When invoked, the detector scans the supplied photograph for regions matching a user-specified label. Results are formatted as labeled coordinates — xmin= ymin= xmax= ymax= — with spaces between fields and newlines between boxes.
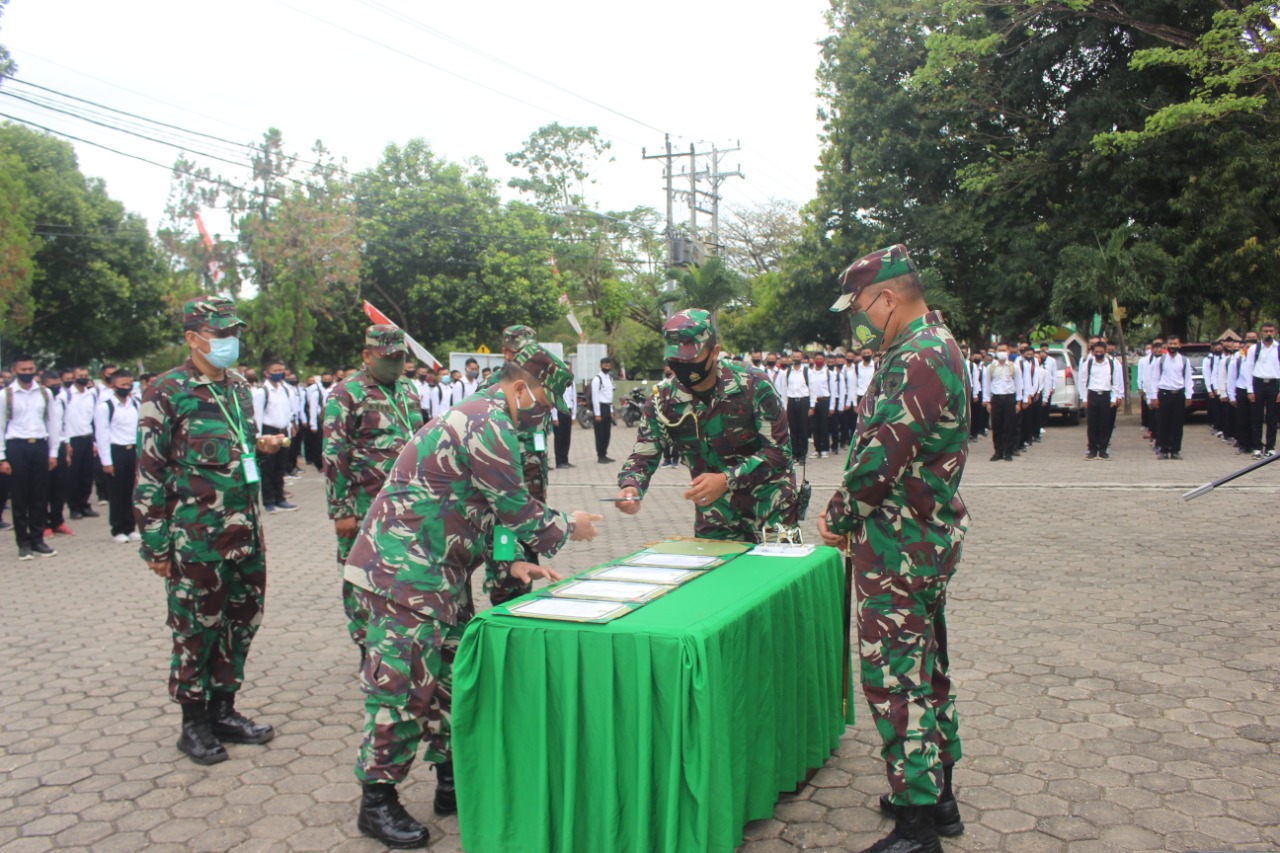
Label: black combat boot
xmin=433 ymin=761 xmax=457 ymax=816
xmin=357 ymin=782 xmax=429 ymax=849
xmin=176 ymin=702 xmax=228 ymax=766
xmin=207 ymin=691 xmax=274 ymax=744
xmin=879 ymin=764 xmax=964 ymax=836
xmin=859 ymin=804 xmax=943 ymax=853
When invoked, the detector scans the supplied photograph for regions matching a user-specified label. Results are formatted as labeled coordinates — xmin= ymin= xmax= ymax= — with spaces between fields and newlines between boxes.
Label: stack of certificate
xmin=504 ymin=539 xmax=747 ymax=623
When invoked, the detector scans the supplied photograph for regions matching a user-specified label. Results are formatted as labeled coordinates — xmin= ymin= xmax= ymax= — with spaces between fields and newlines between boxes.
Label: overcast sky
xmin=1 ymin=0 xmax=831 ymax=239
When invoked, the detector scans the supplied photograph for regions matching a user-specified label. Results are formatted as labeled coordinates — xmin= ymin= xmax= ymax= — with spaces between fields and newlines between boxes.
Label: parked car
xmin=1045 ymin=347 xmax=1083 ymax=424
xmin=1178 ymin=343 xmax=1212 ymax=415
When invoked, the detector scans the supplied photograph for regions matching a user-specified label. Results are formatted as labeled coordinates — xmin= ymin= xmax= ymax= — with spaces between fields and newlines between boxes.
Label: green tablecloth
xmin=453 ymin=547 xmax=851 ymax=853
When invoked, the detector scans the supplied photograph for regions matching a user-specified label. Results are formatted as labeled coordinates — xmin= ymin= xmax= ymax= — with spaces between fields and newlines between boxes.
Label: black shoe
xmin=1100 ymin=450 xmax=1111 ymax=460
xmin=1170 ymin=452 xmax=1182 ymax=460
xmin=858 ymin=804 xmax=943 ymax=853
xmin=989 ymin=453 xmax=1002 ymax=462
xmin=177 ymin=705 xmax=228 ymax=765
xmin=17 ymin=546 xmax=32 ymax=561
xmin=1158 ymin=452 xmax=1170 ymax=460
xmin=1084 ymin=451 xmax=1097 ymax=460
xmin=70 ymin=511 xmax=84 ymax=520
xmin=1004 ymin=454 xmax=1014 ymax=461
xmin=357 ymin=783 xmax=429 ymax=849
xmin=208 ymin=692 xmax=274 ymax=744
xmin=433 ymin=761 xmax=457 ymax=816
xmin=598 ymin=456 xmax=615 ymax=464
xmin=879 ymin=765 xmax=963 ymax=837
xmin=80 ymin=507 xmax=100 ymax=518
xmin=31 ymin=541 xmax=57 ymax=558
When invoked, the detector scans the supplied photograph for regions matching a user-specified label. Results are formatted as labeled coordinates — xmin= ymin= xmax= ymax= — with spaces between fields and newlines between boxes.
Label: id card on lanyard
xmin=208 ymin=384 xmax=259 ymax=486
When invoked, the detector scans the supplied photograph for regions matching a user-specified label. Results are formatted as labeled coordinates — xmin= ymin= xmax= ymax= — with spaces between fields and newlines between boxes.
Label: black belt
xmin=113 ymin=443 xmax=136 ymax=450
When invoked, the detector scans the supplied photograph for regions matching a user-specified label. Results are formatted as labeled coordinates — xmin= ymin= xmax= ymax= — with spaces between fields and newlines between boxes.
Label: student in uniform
xmin=983 ymin=343 xmax=1023 ymax=461
xmin=1037 ymin=344 xmax=1057 ymax=438
xmin=1018 ymin=345 xmax=1045 ymax=449
xmin=0 ymin=355 xmax=61 ymax=559
xmin=41 ymin=371 xmax=74 ymax=538
xmin=783 ymin=350 xmax=811 ymax=463
xmin=95 ymin=369 xmax=141 ymax=542
xmin=1080 ymin=340 xmax=1124 ymax=459
xmin=552 ymin=379 xmax=576 ymax=469
xmin=968 ymin=352 xmax=988 ymax=440
xmin=591 ymin=357 xmax=616 ymax=463
xmin=63 ymin=366 xmax=100 ymax=521
xmin=252 ymin=359 xmax=298 ymax=512
xmin=1242 ymin=322 xmax=1280 ymax=458
xmin=808 ymin=352 xmax=833 ymax=459
xmin=1146 ymin=335 xmax=1194 ymax=460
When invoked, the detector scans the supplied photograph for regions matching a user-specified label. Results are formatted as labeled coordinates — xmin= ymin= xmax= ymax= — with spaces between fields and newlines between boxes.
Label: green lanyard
xmin=207 ymin=383 xmax=250 ymax=450
xmin=381 ymin=383 xmax=414 ymax=436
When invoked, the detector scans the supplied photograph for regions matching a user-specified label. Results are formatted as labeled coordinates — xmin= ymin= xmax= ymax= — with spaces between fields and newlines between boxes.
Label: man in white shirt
xmin=967 ymin=352 xmax=988 ymax=440
xmin=1231 ymin=331 xmax=1259 ymax=454
xmin=807 ymin=352 xmax=834 ymax=458
xmin=982 ymin=343 xmax=1023 ymax=461
xmin=1136 ymin=339 xmax=1162 ymax=440
xmin=283 ymin=371 xmax=305 ymax=477
xmin=454 ymin=358 xmax=482 ymax=405
xmin=0 ymin=354 xmax=61 ymax=559
xmin=1018 ymin=345 xmax=1045 ymax=449
xmin=1216 ymin=340 xmax=1238 ymax=445
xmin=853 ymin=347 xmax=877 ymax=435
xmin=41 ymin=371 xmax=74 ymax=538
xmin=1080 ymin=340 xmax=1124 ymax=459
xmin=63 ymin=366 xmax=100 ymax=521
xmin=95 ymin=369 xmax=141 ymax=542
xmin=1146 ymin=335 xmax=1194 ymax=459
xmin=552 ymin=380 xmax=576 ymax=469
xmin=1037 ymin=344 xmax=1058 ymax=439
xmin=1242 ymin=321 xmax=1280 ymax=457
xmin=591 ymin=357 xmax=616 ymax=463
xmin=252 ymin=360 xmax=298 ymax=512
xmin=783 ymin=350 xmax=811 ymax=463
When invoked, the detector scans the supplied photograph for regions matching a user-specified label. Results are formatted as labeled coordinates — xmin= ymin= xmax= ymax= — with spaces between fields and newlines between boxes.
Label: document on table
xmin=589 ymin=565 xmax=702 ymax=585
xmin=751 ymin=543 xmax=817 ymax=558
xmin=645 ymin=538 xmax=751 ymax=557
xmin=551 ymin=580 xmax=671 ymax=602
xmin=623 ymin=553 xmax=721 ymax=570
xmin=506 ymin=597 xmax=632 ymax=622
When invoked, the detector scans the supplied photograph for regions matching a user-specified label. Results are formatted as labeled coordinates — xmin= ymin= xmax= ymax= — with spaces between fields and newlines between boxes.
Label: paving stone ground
xmin=2 ymin=412 xmax=1278 ymax=852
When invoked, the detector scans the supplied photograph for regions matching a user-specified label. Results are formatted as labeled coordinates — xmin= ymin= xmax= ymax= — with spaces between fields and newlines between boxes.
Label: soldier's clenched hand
xmin=683 ymin=473 xmax=728 ymax=507
xmin=334 ymin=517 xmax=359 ymax=539
xmin=614 ymin=487 xmax=642 ymax=515
xmin=816 ymin=514 xmax=847 ymax=551
xmin=511 ymin=561 xmax=562 ymax=584
xmin=569 ymin=511 xmax=604 ymax=541
xmin=147 ymin=560 xmax=171 ymax=577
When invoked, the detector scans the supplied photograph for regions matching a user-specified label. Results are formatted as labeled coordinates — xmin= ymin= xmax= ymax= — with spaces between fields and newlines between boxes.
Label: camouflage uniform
xmin=824 ymin=246 xmax=968 ymax=808
xmin=618 ymin=309 xmax=798 ymax=542
xmin=482 ymin=325 xmax=549 ymax=605
xmin=134 ymin=298 xmax=266 ymax=706
xmin=342 ymin=346 xmax=575 ymax=783
xmin=322 ymin=326 xmax=424 ymax=651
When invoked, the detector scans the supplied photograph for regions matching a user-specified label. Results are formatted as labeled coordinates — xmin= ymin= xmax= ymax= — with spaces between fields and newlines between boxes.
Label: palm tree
xmin=660 ymin=257 xmax=746 ymax=318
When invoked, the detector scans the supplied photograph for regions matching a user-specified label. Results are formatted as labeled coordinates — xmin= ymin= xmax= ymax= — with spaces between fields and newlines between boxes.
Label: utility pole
xmin=642 ymin=135 xmax=696 ymax=267
xmin=642 ymin=137 xmax=743 ymax=262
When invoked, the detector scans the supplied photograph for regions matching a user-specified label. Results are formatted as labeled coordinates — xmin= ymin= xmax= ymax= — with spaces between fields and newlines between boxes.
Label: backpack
xmin=4 ymin=384 xmax=51 ymax=421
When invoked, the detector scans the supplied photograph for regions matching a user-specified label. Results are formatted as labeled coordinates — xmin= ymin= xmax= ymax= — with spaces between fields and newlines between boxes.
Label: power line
xmin=355 ymin=0 xmax=667 ymax=136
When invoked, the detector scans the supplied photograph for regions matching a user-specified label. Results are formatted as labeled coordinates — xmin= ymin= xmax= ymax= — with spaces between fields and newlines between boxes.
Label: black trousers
xmin=108 ymin=444 xmax=138 ymax=536
xmin=288 ymin=427 xmax=304 ymax=472
xmin=1156 ymin=389 xmax=1186 ymax=454
xmin=787 ymin=398 xmax=809 ymax=462
xmin=303 ymin=424 xmax=324 ymax=471
xmin=1038 ymin=393 xmax=1053 ymax=431
xmin=1251 ymin=378 xmax=1279 ymax=452
xmin=593 ymin=404 xmax=612 ymax=460
xmin=67 ymin=434 xmax=95 ymax=513
xmin=812 ymin=397 xmax=831 ymax=453
xmin=990 ymin=395 xmax=1018 ymax=457
xmin=1234 ymin=391 xmax=1253 ymax=451
xmin=47 ymin=442 xmax=70 ymax=528
xmin=553 ymin=415 xmax=573 ymax=466
xmin=258 ymin=426 xmax=289 ymax=505
xmin=970 ymin=397 xmax=988 ymax=437
xmin=1020 ymin=398 xmax=1039 ymax=445
xmin=1140 ymin=395 xmax=1151 ymax=430
xmin=1086 ymin=391 xmax=1115 ymax=452
xmin=827 ymin=401 xmax=843 ymax=450
xmin=6 ymin=438 xmax=50 ymax=547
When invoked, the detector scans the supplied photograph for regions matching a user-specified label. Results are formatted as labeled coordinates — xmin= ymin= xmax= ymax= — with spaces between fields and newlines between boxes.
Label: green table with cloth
xmin=452 ymin=545 xmax=853 ymax=853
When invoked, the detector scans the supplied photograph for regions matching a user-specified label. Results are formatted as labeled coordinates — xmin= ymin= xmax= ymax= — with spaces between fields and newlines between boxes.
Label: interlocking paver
xmin=3 ymin=414 xmax=1279 ymax=851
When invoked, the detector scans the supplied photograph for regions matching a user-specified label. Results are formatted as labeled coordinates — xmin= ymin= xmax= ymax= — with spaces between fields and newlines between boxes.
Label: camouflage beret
xmin=183 ymin=296 xmax=245 ymax=330
xmin=502 ymin=324 xmax=537 ymax=352
xmin=365 ymin=324 xmax=407 ymax=356
xmin=829 ymin=244 xmax=917 ymax=313
xmin=512 ymin=344 xmax=573 ymax=413
xmin=663 ymin=308 xmax=718 ymax=360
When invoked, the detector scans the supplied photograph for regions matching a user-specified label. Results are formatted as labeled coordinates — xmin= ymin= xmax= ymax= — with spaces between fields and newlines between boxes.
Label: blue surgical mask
xmin=440 ymin=375 xmax=452 ymax=386
xmin=268 ymin=371 xmax=285 ymax=383
xmin=201 ymin=335 xmax=240 ymax=369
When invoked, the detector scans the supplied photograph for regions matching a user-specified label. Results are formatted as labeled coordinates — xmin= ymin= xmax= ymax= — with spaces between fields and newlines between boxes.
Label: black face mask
xmin=75 ymin=377 xmax=90 ymax=387
xmin=667 ymin=351 xmax=716 ymax=391
xmin=1167 ymin=347 xmax=1180 ymax=355
xmin=765 ymin=361 xmax=776 ymax=369
xmin=15 ymin=371 xmax=36 ymax=385
xmin=863 ymin=356 xmax=872 ymax=363
xmin=751 ymin=358 xmax=762 ymax=366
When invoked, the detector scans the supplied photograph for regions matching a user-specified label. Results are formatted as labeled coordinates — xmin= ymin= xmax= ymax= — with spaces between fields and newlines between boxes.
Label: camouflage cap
xmin=183 ymin=296 xmax=245 ymax=330
xmin=829 ymin=244 xmax=917 ymax=313
xmin=502 ymin=324 xmax=537 ymax=352
xmin=663 ymin=308 xmax=718 ymax=360
xmin=512 ymin=344 xmax=573 ymax=413
xmin=365 ymin=324 xmax=407 ymax=356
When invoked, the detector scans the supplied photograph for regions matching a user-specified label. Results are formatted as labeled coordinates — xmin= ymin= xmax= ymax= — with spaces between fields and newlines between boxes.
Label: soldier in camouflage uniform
xmin=134 ymin=297 xmax=284 ymax=766
xmin=817 ymin=245 xmax=969 ymax=853
xmin=341 ymin=344 xmax=604 ymax=849
xmin=479 ymin=325 xmax=548 ymax=605
xmin=613 ymin=309 xmax=798 ymax=541
xmin=322 ymin=325 xmax=424 ymax=660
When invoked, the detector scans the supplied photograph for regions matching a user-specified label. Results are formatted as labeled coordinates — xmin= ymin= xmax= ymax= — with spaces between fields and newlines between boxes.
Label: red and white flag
xmin=362 ymin=300 xmax=441 ymax=370
xmin=550 ymin=256 xmax=584 ymax=339
xmin=194 ymin=211 xmax=223 ymax=284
